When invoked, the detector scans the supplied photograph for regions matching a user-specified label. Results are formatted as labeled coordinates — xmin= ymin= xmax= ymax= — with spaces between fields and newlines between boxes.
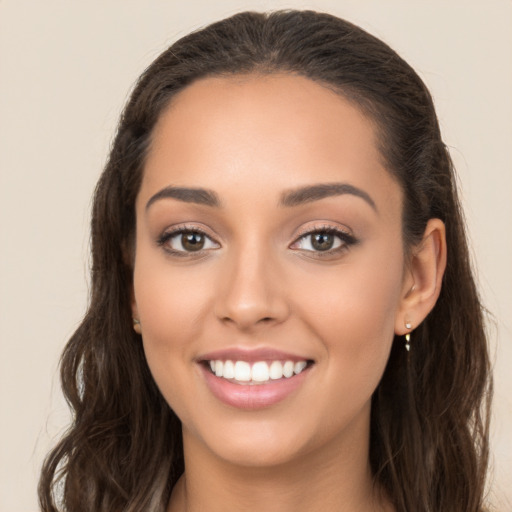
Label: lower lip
xmin=200 ymin=365 xmax=311 ymax=410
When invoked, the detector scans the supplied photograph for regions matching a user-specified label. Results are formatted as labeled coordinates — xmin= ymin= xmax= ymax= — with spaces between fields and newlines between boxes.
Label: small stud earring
xmin=133 ymin=318 xmax=141 ymax=334
xmin=405 ymin=322 xmax=412 ymax=351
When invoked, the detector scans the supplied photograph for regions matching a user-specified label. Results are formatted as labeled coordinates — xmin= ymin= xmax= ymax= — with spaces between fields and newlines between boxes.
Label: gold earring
xmin=133 ymin=318 xmax=141 ymax=334
xmin=405 ymin=322 xmax=412 ymax=351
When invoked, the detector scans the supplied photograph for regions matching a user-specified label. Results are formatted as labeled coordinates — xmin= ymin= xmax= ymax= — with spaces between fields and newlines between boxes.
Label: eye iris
xmin=312 ymin=232 xmax=334 ymax=251
xmin=182 ymin=232 xmax=205 ymax=251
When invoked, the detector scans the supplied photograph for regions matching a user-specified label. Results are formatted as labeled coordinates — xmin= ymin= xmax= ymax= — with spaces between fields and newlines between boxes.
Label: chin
xmin=211 ymin=435 xmax=310 ymax=469
xmin=184 ymin=409 xmax=353 ymax=471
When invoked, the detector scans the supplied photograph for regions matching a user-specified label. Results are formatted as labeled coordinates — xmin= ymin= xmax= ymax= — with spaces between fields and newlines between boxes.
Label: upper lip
xmin=198 ymin=347 xmax=313 ymax=363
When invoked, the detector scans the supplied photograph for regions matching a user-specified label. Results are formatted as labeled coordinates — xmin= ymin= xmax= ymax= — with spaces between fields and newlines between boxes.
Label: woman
xmin=39 ymin=10 xmax=492 ymax=512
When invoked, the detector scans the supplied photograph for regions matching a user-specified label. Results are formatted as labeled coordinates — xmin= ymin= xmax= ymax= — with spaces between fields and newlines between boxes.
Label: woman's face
xmin=132 ymin=74 xmax=409 ymax=467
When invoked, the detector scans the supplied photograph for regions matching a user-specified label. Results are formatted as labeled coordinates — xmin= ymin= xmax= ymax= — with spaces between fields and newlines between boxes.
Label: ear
xmin=131 ymin=287 xmax=142 ymax=335
xmin=395 ymin=218 xmax=447 ymax=335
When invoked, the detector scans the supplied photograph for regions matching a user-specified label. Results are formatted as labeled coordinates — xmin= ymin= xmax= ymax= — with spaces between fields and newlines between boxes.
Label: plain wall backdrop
xmin=1 ymin=1 xmax=510 ymax=510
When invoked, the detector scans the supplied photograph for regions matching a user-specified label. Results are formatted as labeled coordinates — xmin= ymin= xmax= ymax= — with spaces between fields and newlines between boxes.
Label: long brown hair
xmin=39 ymin=10 xmax=492 ymax=511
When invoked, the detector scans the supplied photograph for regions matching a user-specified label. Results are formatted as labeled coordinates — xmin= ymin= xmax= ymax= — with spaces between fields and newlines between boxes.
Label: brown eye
xmin=291 ymin=227 xmax=357 ymax=255
xmin=181 ymin=232 xmax=205 ymax=251
xmin=159 ymin=229 xmax=220 ymax=254
xmin=311 ymin=232 xmax=334 ymax=251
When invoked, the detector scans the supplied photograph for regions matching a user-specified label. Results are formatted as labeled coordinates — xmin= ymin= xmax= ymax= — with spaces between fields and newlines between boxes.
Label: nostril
xmin=214 ymin=290 xmax=290 ymax=329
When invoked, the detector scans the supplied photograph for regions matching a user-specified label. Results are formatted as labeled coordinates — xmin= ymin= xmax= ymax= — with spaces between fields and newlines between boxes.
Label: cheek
xmin=294 ymin=248 xmax=404 ymax=393
xmin=133 ymin=269 xmax=212 ymax=429
xmin=132 ymin=251 xmax=216 ymax=399
xmin=134 ymin=250 xmax=214 ymax=338
xmin=299 ymin=253 xmax=402 ymax=330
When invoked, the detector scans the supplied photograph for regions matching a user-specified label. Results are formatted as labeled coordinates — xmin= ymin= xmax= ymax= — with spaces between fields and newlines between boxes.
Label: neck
xmin=167 ymin=407 xmax=393 ymax=512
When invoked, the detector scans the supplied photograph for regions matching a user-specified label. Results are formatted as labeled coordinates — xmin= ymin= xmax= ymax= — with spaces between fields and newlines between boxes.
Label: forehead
xmin=140 ymin=73 xmax=401 ymax=217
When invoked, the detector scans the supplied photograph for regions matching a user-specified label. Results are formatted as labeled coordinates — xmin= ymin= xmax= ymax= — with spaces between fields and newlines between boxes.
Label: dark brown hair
xmin=39 ymin=10 xmax=492 ymax=512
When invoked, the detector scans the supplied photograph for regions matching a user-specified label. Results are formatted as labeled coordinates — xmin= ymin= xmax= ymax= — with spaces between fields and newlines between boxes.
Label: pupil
xmin=312 ymin=233 xmax=334 ymax=251
xmin=182 ymin=233 xmax=205 ymax=251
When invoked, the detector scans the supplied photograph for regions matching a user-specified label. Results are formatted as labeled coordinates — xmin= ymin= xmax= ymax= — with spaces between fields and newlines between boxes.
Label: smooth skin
xmin=131 ymin=74 xmax=446 ymax=512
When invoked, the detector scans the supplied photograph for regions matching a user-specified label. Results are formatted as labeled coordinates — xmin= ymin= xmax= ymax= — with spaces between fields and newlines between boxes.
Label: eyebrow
xmin=146 ymin=186 xmax=221 ymax=210
xmin=279 ymin=182 xmax=377 ymax=212
xmin=145 ymin=182 xmax=377 ymax=212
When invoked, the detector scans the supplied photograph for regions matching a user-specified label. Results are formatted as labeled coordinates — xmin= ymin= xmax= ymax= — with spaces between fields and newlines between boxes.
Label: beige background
xmin=0 ymin=1 xmax=510 ymax=510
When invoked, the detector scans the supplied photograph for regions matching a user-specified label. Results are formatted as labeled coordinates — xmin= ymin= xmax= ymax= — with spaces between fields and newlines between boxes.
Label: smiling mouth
xmin=203 ymin=359 xmax=314 ymax=385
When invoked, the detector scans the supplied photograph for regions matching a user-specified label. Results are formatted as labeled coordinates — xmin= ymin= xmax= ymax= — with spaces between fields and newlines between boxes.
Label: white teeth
xmin=269 ymin=360 xmax=283 ymax=380
xmin=234 ymin=361 xmax=251 ymax=381
xmin=251 ymin=361 xmax=270 ymax=382
xmin=223 ymin=360 xmax=235 ymax=379
xmin=208 ymin=359 xmax=309 ymax=383
xmin=294 ymin=361 xmax=307 ymax=374
xmin=283 ymin=361 xmax=294 ymax=378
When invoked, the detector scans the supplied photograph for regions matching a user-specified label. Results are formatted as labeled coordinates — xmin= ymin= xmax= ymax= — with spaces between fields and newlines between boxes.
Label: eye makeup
xmin=290 ymin=223 xmax=359 ymax=260
xmin=156 ymin=221 xmax=359 ymax=260
xmin=157 ymin=224 xmax=220 ymax=257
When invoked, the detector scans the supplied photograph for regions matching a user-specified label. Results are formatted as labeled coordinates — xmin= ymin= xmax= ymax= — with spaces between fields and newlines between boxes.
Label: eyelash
xmin=157 ymin=225 xmax=219 ymax=258
xmin=291 ymin=225 xmax=358 ymax=258
xmin=156 ymin=224 xmax=358 ymax=258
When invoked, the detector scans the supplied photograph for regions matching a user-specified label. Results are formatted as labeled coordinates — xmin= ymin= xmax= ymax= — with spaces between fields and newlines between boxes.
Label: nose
xmin=214 ymin=245 xmax=290 ymax=331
